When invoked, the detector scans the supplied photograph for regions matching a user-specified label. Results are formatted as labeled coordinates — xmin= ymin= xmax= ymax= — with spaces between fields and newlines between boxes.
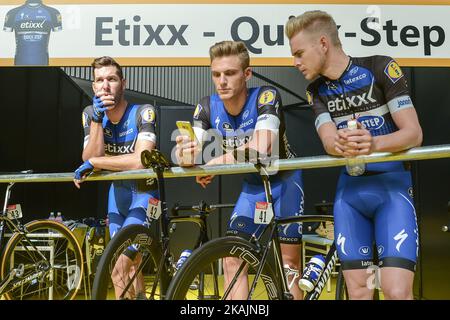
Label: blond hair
xmin=285 ymin=10 xmax=341 ymax=47
xmin=209 ymin=41 xmax=250 ymax=70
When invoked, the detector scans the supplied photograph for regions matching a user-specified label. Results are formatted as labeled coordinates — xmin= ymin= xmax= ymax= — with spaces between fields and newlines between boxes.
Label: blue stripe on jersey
xmin=103 ymin=104 xmax=138 ymax=145
xmin=318 ymin=66 xmax=374 ymax=97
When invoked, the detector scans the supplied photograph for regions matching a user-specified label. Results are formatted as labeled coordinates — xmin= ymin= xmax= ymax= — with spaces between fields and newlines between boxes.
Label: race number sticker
xmin=7 ymin=204 xmax=23 ymax=219
xmin=146 ymin=198 xmax=162 ymax=220
xmin=254 ymin=202 xmax=274 ymax=225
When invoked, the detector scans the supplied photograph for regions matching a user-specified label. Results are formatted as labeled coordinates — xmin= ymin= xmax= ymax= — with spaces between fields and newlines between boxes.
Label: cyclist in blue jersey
xmin=3 ymin=0 xmax=62 ymax=66
xmin=175 ymin=41 xmax=304 ymax=300
xmin=73 ymin=56 xmax=158 ymax=300
xmin=286 ymin=11 xmax=423 ymax=299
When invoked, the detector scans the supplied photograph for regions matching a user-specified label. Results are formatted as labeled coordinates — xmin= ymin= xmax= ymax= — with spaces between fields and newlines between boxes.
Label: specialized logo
xmin=258 ymin=89 xmax=276 ymax=106
xmin=384 ymin=60 xmax=404 ymax=84
xmin=142 ymin=108 xmax=155 ymax=124
xmin=359 ymin=246 xmax=371 ymax=256
xmin=193 ymin=104 xmax=202 ymax=120
xmin=306 ymin=90 xmax=313 ymax=105
xmin=394 ymin=229 xmax=408 ymax=252
xmin=337 ymin=233 xmax=347 ymax=256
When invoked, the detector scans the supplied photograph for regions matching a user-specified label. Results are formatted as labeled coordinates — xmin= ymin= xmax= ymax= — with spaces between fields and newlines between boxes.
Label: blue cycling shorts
xmin=334 ymin=170 xmax=419 ymax=272
xmin=107 ymin=180 xmax=159 ymax=239
xmin=226 ymin=170 xmax=304 ymax=244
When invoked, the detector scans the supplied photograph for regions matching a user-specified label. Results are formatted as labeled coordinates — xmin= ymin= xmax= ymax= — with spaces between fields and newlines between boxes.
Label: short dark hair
xmin=91 ymin=56 xmax=124 ymax=79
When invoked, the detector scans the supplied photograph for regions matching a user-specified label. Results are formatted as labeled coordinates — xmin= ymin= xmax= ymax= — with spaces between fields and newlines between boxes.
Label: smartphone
xmin=176 ymin=121 xmax=198 ymax=143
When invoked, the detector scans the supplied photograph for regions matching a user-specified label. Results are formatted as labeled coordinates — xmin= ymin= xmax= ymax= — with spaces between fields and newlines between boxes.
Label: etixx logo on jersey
xmin=258 ymin=89 xmax=276 ymax=107
xmin=384 ymin=60 xmax=404 ymax=84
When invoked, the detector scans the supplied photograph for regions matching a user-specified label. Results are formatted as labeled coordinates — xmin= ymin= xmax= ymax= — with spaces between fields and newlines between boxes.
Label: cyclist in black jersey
xmin=73 ymin=56 xmax=158 ymax=299
xmin=286 ymin=11 xmax=422 ymax=300
xmin=175 ymin=41 xmax=304 ymax=300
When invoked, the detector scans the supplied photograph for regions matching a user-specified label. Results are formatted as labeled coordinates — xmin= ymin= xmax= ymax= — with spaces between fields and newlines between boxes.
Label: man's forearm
xmin=82 ymin=123 xmax=105 ymax=161
xmin=90 ymin=153 xmax=143 ymax=171
xmin=372 ymin=128 xmax=422 ymax=153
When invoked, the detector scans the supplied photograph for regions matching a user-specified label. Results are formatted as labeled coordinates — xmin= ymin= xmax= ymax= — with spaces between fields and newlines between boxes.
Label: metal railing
xmin=0 ymin=144 xmax=449 ymax=184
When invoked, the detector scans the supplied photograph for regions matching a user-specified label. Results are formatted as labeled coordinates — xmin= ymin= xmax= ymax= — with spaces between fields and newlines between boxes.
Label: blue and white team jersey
xmin=3 ymin=1 xmax=62 ymax=65
xmin=82 ymin=103 xmax=158 ymax=238
xmin=307 ymin=56 xmax=419 ymax=271
xmin=193 ymin=86 xmax=304 ymax=243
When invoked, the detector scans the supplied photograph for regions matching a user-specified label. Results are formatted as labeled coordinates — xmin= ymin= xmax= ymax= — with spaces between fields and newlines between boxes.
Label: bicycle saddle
xmin=141 ymin=149 xmax=171 ymax=170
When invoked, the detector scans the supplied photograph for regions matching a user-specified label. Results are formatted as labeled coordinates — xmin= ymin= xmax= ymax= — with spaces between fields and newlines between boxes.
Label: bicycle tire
xmin=166 ymin=236 xmax=284 ymax=300
xmin=0 ymin=220 xmax=84 ymax=300
xmin=335 ymin=268 xmax=349 ymax=300
xmin=91 ymin=224 xmax=170 ymax=300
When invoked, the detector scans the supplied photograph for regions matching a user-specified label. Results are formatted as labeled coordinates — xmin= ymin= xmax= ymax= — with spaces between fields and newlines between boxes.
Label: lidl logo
xmin=384 ymin=60 xmax=404 ymax=83
xmin=258 ymin=89 xmax=276 ymax=106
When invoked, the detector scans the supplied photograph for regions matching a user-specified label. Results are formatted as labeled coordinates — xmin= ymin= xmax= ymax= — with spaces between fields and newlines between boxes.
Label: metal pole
xmin=0 ymin=144 xmax=449 ymax=184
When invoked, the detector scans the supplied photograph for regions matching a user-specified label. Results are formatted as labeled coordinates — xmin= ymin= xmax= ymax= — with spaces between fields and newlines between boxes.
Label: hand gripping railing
xmin=0 ymin=144 xmax=450 ymax=183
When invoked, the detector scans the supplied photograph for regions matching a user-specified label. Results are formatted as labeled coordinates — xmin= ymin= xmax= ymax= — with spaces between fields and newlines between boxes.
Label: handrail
xmin=0 ymin=144 xmax=449 ymax=184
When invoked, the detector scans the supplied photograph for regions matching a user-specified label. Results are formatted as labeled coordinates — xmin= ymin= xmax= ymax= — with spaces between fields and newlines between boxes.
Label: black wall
xmin=1 ymin=67 xmax=449 ymax=299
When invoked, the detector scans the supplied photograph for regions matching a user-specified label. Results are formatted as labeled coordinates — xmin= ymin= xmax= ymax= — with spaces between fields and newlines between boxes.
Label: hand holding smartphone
xmin=176 ymin=121 xmax=198 ymax=143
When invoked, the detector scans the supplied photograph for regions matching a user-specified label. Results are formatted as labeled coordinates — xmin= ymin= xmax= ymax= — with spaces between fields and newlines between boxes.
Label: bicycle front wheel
xmin=91 ymin=224 xmax=169 ymax=300
xmin=0 ymin=220 xmax=84 ymax=300
xmin=166 ymin=236 xmax=283 ymax=300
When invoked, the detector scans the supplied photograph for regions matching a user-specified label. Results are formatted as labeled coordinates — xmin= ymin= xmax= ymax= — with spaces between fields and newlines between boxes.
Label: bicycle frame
xmin=220 ymin=162 xmax=337 ymax=300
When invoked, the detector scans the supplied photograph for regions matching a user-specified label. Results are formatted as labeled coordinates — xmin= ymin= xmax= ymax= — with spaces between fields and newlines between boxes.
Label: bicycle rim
xmin=166 ymin=236 xmax=283 ymax=300
xmin=0 ymin=220 xmax=84 ymax=300
xmin=91 ymin=224 xmax=169 ymax=300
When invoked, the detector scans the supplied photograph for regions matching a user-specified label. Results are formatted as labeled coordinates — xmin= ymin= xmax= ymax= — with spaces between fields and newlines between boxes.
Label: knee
xmin=382 ymin=286 xmax=413 ymax=300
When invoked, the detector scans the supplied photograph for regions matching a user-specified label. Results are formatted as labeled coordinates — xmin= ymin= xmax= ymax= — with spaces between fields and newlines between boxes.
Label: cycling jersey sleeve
xmin=192 ymin=96 xmax=211 ymax=143
xmin=50 ymin=7 xmax=62 ymax=32
xmin=307 ymin=81 xmax=333 ymax=131
xmin=374 ymin=56 xmax=414 ymax=114
xmin=82 ymin=105 xmax=94 ymax=149
xmin=136 ymin=104 xmax=157 ymax=143
xmin=3 ymin=8 xmax=17 ymax=32
xmin=255 ymin=86 xmax=282 ymax=132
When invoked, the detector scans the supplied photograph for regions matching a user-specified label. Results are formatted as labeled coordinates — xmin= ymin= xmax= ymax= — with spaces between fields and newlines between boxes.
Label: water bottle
xmin=55 ymin=212 xmax=63 ymax=223
xmin=175 ymin=249 xmax=192 ymax=272
xmin=345 ymin=119 xmax=366 ymax=176
xmin=48 ymin=212 xmax=55 ymax=221
xmin=298 ymin=255 xmax=326 ymax=292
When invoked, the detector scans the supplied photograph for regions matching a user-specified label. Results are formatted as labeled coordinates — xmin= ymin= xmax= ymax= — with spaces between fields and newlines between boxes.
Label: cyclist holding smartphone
xmin=175 ymin=41 xmax=305 ymax=299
